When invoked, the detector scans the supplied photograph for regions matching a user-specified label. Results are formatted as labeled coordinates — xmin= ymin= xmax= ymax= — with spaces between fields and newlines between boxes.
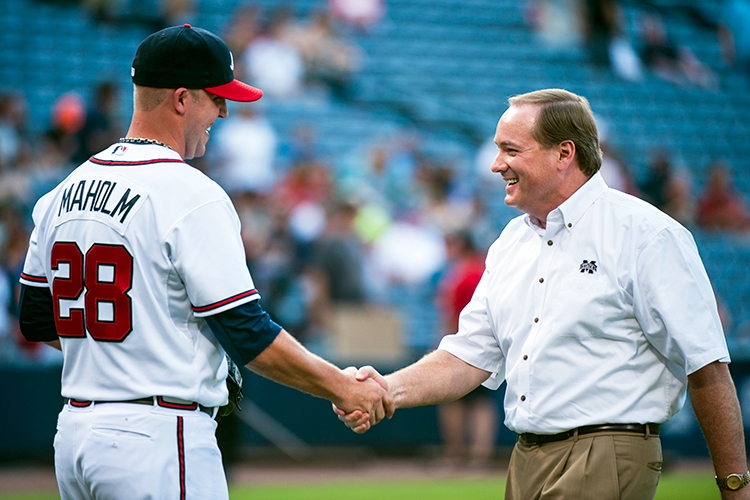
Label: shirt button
xmin=520 ymin=395 xmax=526 ymax=401
xmin=539 ymin=277 xmax=544 ymax=283
xmin=547 ymin=240 xmax=553 ymax=246
xmin=534 ymin=317 xmax=539 ymax=323
xmin=567 ymin=223 xmax=572 ymax=228
xmin=523 ymin=354 xmax=528 ymax=360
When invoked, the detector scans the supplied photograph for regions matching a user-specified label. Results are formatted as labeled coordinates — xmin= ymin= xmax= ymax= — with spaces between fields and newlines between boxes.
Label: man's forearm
xmin=688 ymin=361 xmax=748 ymax=480
xmin=248 ymin=329 xmax=391 ymax=419
xmin=249 ymin=330 xmax=348 ymax=405
xmin=386 ymin=349 xmax=491 ymax=410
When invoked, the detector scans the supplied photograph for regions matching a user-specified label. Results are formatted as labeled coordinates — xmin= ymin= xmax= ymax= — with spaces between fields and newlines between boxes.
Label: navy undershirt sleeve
xmin=18 ymin=284 xmax=59 ymax=342
xmin=204 ymin=300 xmax=282 ymax=366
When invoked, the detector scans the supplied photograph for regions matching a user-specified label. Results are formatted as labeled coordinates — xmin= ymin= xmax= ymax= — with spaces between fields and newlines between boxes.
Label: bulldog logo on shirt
xmin=579 ymin=260 xmax=597 ymax=274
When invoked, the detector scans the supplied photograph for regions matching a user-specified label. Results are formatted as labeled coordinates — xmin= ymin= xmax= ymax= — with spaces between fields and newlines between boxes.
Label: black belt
xmin=65 ymin=396 xmax=216 ymax=417
xmin=518 ymin=423 xmax=660 ymax=446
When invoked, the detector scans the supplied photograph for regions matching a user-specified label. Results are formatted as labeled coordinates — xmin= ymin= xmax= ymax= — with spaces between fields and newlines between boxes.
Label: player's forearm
xmin=248 ymin=329 xmax=352 ymax=408
xmin=386 ymin=350 xmax=490 ymax=409
xmin=688 ymin=362 xmax=748 ymax=479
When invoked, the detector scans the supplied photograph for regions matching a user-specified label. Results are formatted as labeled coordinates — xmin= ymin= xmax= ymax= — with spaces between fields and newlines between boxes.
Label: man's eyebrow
xmin=498 ymin=141 xmax=521 ymax=149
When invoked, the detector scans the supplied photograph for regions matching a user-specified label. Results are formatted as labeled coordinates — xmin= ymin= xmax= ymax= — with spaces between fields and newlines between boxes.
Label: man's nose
xmin=490 ymin=152 xmax=506 ymax=173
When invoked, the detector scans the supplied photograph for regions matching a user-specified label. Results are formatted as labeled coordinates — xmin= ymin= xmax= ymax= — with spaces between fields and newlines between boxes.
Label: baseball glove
xmin=218 ymin=355 xmax=244 ymax=419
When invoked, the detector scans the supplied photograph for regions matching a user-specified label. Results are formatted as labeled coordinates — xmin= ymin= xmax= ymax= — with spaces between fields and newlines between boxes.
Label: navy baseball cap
xmin=131 ymin=24 xmax=263 ymax=102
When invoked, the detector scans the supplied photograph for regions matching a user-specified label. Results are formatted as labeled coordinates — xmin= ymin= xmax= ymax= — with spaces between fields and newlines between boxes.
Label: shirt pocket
xmin=550 ymin=273 xmax=609 ymax=338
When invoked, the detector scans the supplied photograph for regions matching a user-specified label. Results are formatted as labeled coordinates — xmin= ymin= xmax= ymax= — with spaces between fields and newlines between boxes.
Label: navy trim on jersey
xmin=89 ymin=157 xmax=186 ymax=166
xmin=18 ymin=285 xmax=59 ymax=342
xmin=193 ymin=289 xmax=258 ymax=314
xmin=204 ymin=300 xmax=282 ymax=366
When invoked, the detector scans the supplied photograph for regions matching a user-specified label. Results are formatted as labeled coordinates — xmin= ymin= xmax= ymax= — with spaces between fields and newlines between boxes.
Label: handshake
xmin=334 ymin=365 xmax=393 ymax=434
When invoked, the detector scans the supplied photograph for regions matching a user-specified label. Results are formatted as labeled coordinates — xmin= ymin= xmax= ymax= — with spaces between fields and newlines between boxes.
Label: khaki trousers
xmin=505 ymin=432 xmax=662 ymax=500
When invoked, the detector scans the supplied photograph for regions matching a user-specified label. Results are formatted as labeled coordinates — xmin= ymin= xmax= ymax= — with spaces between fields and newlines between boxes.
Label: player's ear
xmin=173 ymin=88 xmax=191 ymax=115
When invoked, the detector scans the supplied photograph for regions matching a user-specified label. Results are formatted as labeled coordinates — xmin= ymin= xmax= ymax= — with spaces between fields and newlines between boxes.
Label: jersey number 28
xmin=51 ymin=242 xmax=134 ymax=342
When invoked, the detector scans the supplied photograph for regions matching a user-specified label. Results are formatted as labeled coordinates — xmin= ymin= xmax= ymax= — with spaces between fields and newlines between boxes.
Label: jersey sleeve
xmin=19 ymin=226 xmax=49 ymax=288
xmin=18 ymin=285 xmax=58 ymax=342
xmin=203 ymin=300 xmax=282 ymax=365
xmin=167 ymin=199 xmax=259 ymax=316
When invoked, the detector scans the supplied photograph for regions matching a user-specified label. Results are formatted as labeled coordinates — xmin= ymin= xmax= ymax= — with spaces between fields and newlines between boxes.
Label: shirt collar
xmin=524 ymin=172 xmax=609 ymax=232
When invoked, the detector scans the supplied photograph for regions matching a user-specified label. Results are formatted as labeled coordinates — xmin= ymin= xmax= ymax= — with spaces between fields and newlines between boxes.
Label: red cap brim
xmin=205 ymin=79 xmax=263 ymax=102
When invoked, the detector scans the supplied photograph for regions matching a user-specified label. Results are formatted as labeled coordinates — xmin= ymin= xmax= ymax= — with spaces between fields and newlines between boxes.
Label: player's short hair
xmin=133 ymin=85 xmax=172 ymax=111
xmin=133 ymin=86 xmax=204 ymax=111
xmin=509 ymin=89 xmax=602 ymax=176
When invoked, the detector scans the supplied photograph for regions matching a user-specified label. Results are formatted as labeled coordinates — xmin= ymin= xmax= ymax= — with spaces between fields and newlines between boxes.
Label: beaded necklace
xmin=118 ymin=137 xmax=174 ymax=150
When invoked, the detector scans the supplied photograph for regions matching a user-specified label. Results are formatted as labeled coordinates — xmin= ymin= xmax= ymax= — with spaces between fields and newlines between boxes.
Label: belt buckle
xmin=519 ymin=433 xmax=541 ymax=446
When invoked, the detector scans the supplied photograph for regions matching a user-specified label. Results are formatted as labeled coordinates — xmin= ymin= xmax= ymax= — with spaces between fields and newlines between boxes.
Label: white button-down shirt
xmin=439 ymin=172 xmax=729 ymax=434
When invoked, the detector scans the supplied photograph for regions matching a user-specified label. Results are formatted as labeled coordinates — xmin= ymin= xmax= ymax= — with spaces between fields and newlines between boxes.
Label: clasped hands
xmin=335 ymin=366 xmax=391 ymax=434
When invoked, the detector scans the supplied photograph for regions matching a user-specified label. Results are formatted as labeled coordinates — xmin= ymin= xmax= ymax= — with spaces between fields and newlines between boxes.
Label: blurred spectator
xmin=46 ymin=92 xmax=86 ymax=165
xmin=0 ymin=259 xmax=14 ymax=363
xmin=597 ymin=117 xmax=639 ymax=195
xmin=369 ymin=130 xmax=424 ymax=216
xmin=235 ymin=194 xmax=310 ymax=342
xmin=283 ymin=9 xmax=363 ymax=99
xmin=525 ymin=0 xmax=586 ymax=50
xmin=473 ymin=135 xmax=504 ymax=188
xmin=81 ymin=0 xmax=119 ymax=23
xmin=284 ymin=123 xmax=322 ymax=168
xmin=211 ymin=103 xmax=278 ymax=196
xmin=584 ymin=0 xmax=618 ymax=67
xmin=73 ymin=81 xmax=122 ymax=164
xmin=288 ymin=198 xmax=370 ymax=348
xmin=0 ymin=134 xmax=73 ymax=215
xmin=369 ymin=217 xmax=446 ymax=286
xmin=241 ymin=7 xmax=305 ymax=98
xmin=636 ymin=149 xmax=696 ymax=226
xmin=718 ymin=0 xmax=750 ymax=77
xmin=661 ymin=174 xmax=696 ymax=227
xmin=0 ymin=92 xmax=32 ymax=172
xmin=434 ymin=229 xmax=497 ymax=468
xmin=0 ymin=201 xmax=60 ymax=364
xmin=329 ymin=0 xmax=385 ymax=33
xmin=600 ymin=147 xmax=638 ymax=194
xmin=160 ymin=0 xmax=195 ymax=26
xmin=223 ymin=4 xmax=263 ymax=56
xmin=638 ymin=149 xmax=675 ymax=210
xmin=418 ymin=163 xmax=475 ymax=235
xmin=306 ymin=199 xmax=368 ymax=307
xmin=695 ymin=161 xmax=750 ymax=232
xmin=274 ymin=157 xmax=334 ymax=212
xmin=639 ymin=11 xmax=718 ymax=89
xmin=582 ymin=0 xmax=642 ymax=81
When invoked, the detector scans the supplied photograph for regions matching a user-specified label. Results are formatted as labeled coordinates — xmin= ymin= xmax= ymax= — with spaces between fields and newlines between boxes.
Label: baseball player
xmin=18 ymin=24 xmax=391 ymax=500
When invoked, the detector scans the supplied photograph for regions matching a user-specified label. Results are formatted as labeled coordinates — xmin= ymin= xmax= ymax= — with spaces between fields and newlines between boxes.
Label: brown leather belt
xmin=65 ymin=396 xmax=215 ymax=417
xmin=518 ymin=423 xmax=660 ymax=446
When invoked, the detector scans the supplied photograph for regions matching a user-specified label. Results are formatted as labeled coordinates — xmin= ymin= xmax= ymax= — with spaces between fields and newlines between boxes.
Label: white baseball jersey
xmin=20 ymin=143 xmax=259 ymax=407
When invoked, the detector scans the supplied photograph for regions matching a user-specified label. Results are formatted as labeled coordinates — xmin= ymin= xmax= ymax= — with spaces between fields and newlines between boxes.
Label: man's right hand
xmin=334 ymin=366 xmax=391 ymax=434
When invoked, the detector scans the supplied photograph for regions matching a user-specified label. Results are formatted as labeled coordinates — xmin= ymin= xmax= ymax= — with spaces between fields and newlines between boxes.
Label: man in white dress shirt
xmin=336 ymin=88 xmax=749 ymax=500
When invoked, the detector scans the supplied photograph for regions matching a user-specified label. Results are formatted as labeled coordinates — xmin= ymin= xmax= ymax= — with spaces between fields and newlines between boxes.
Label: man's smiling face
xmin=490 ymin=103 xmax=564 ymax=223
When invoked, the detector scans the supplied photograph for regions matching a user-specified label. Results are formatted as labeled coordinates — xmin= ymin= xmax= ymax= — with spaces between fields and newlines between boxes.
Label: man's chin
xmin=186 ymin=145 xmax=207 ymax=160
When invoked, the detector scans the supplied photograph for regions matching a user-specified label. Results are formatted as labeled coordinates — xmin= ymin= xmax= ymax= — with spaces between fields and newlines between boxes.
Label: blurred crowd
xmin=526 ymin=0 xmax=750 ymax=88
xmin=2 ymin=0 xmax=749 ymax=369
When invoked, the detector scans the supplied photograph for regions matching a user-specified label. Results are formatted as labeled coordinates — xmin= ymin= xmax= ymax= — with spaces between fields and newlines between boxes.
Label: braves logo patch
xmin=579 ymin=260 xmax=597 ymax=274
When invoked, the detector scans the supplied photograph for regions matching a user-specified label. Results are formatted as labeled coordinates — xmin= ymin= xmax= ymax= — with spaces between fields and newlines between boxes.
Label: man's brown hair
xmin=509 ymin=89 xmax=602 ymax=176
